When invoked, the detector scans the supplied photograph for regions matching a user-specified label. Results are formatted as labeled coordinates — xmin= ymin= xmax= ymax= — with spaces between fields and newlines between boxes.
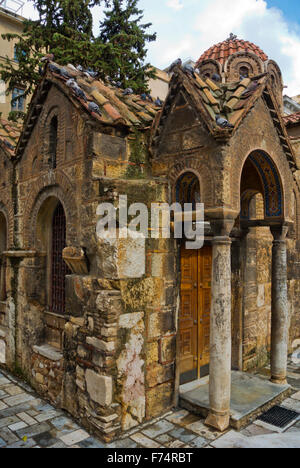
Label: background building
xmin=0 ymin=0 xmax=26 ymax=120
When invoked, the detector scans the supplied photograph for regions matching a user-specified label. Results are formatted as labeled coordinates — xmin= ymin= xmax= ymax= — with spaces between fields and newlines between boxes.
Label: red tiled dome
xmin=196 ymin=37 xmax=268 ymax=67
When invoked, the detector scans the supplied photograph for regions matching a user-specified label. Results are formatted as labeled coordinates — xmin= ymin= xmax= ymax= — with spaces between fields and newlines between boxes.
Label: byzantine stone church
xmin=0 ymin=35 xmax=299 ymax=440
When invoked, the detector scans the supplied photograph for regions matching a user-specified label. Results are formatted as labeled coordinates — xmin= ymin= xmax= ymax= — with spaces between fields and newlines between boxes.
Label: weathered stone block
xmin=159 ymin=335 xmax=176 ymax=364
xmin=146 ymin=341 xmax=159 ymax=365
xmin=85 ymin=369 xmax=113 ymax=406
xmin=146 ymin=363 xmax=175 ymax=388
xmin=147 ymin=310 xmax=175 ymax=339
xmin=93 ymin=133 xmax=127 ymax=161
xmin=97 ymin=228 xmax=146 ymax=279
xmin=119 ymin=312 xmax=144 ymax=330
xmin=146 ymin=382 xmax=174 ymax=419
xmin=35 ymin=373 xmax=44 ymax=384
xmin=86 ymin=336 xmax=115 ymax=353
xmin=92 ymin=350 xmax=104 ymax=368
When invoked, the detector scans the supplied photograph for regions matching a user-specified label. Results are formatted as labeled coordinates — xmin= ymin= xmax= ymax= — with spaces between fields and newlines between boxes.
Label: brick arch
xmin=235 ymin=149 xmax=288 ymax=221
xmin=39 ymin=88 xmax=66 ymax=166
xmin=168 ymin=157 xmax=215 ymax=208
xmin=265 ymin=60 xmax=283 ymax=108
xmin=198 ymin=59 xmax=222 ymax=78
xmin=224 ymin=51 xmax=264 ymax=80
xmin=264 ymin=60 xmax=283 ymax=86
xmin=23 ymin=170 xmax=78 ymax=249
xmin=0 ymin=199 xmax=14 ymax=249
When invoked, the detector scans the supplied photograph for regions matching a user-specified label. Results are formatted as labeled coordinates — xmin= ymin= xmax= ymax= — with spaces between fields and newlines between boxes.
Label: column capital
xmin=270 ymin=224 xmax=289 ymax=242
xmin=210 ymin=218 xmax=236 ymax=238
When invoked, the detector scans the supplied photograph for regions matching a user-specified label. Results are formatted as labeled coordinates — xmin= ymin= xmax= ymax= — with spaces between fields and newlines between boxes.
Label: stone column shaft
xmin=270 ymin=227 xmax=289 ymax=385
xmin=205 ymin=235 xmax=232 ymax=432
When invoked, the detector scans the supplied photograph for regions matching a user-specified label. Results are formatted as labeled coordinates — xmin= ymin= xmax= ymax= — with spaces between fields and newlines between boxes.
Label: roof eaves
xmin=263 ymin=85 xmax=298 ymax=171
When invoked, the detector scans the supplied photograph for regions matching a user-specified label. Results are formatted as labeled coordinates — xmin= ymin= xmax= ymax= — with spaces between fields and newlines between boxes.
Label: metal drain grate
xmin=257 ymin=406 xmax=299 ymax=428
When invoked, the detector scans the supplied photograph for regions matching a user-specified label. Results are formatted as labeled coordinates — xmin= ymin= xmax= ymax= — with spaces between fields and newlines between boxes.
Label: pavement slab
xmin=59 ymin=429 xmax=90 ymax=446
xmin=142 ymin=420 xmax=175 ymax=438
xmin=0 ymin=362 xmax=299 ymax=449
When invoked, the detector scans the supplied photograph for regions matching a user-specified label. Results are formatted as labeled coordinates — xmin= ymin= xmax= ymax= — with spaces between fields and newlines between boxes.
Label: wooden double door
xmin=179 ymin=245 xmax=212 ymax=384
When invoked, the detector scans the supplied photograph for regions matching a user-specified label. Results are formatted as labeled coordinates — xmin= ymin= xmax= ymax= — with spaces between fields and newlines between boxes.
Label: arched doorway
xmin=238 ymin=150 xmax=286 ymax=374
xmin=176 ymin=172 xmax=212 ymax=384
xmin=240 ymin=150 xmax=284 ymax=222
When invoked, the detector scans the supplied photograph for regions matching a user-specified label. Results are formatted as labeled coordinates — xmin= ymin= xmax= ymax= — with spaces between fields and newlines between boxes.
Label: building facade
xmin=0 ymin=36 xmax=299 ymax=441
xmin=0 ymin=3 xmax=28 ymax=120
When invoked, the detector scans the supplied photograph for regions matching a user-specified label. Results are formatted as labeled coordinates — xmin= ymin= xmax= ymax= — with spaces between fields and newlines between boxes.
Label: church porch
xmin=179 ymin=370 xmax=291 ymax=430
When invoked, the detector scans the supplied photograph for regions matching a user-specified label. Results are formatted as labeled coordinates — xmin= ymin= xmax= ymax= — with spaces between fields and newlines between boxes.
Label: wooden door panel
xmin=198 ymin=247 xmax=212 ymax=368
xmin=179 ymin=245 xmax=212 ymax=382
xmin=179 ymin=249 xmax=198 ymax=379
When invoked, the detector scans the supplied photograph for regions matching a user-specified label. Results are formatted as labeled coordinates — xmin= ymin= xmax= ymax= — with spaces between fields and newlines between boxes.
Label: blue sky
xmin=21 ymin=0 xmax=300 ymax=96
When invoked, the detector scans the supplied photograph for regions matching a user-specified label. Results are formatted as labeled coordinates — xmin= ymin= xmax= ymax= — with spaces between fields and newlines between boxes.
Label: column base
xmin=270 ymin=376 xmax=287 ymax=385
xmin=205 ymin=410 xmax=230 ymax=432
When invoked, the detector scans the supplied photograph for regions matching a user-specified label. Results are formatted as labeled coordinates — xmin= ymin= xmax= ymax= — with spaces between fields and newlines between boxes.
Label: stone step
xmin=179 ymin=371 xmax=292 ymax=431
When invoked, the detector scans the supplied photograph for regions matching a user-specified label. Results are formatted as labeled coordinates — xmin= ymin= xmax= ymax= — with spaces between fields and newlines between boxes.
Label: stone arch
xmin=23 ymin=171 xmax=78 ymax=249
xmin=175 ymin=172 xmax=201 ymax=210
xmin=264 ymin=60 xmax=283 ymax=86
xmin=198 ymin=59 xmax=222 ymax=79
xmin=239 ymin=150 xmax=284 ymax=221
xmin=0 ymin=201 xmax=13 ymax=249
xmin=168 ymin=157 xmax=215 ymax=209
xmin=224 ymin=51 xmax=264 ymax=81
xmin=38 ymin=86 xmax=67 ymax=167
xmin=41 ymin=105 xmax=61 ymax=168
xmin=265 ymin=60 xmax=283 ymax=110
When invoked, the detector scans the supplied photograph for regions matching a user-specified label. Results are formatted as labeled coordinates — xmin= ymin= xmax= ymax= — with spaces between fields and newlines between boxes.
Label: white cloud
xmin=19 ymin=0 xmax=300 ymax=95
xmin=166 ymin=0 xmax=183 ymax=10
xmin=188 ymin=0 xmax=300 ymax=95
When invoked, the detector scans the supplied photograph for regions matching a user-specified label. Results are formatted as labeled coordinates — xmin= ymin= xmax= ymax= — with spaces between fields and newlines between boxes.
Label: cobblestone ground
xmin=0 ymin=357 xmax=299 ymax=448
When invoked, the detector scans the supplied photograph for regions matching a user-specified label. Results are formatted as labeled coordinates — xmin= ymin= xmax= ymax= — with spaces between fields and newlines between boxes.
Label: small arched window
xmin=176 ymin=172 xmax=200 ymax=211
xmin=239 ymin=66 xmax=249 ymax=79
xmin=49 ymin=116 xmax=58 ymax=169
xmin=271 ymin=74 xmax=276 ymax=86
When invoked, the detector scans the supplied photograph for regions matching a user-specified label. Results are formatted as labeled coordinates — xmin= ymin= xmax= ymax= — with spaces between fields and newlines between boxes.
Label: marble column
xmin=205 ymin=220 xmax=234 ymax=432
xmin=270 ymin=225 xmax=289 ymax=385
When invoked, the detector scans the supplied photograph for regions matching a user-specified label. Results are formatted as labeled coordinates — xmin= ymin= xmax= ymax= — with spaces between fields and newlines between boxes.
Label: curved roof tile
xmin=197 ymin=38 xmax=268 ymax=67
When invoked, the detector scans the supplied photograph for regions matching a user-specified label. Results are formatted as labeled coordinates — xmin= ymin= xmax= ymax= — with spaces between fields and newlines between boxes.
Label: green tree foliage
xmin=0 ymin=0 xmax=157 ymax=120
xmin=0 ymin=0 xmax=111 ymax=108
xmin=98 ymin=0 xmax=157 ymax=92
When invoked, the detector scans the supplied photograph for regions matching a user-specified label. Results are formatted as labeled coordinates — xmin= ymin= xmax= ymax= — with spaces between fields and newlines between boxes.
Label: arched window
xmin=49 ymin=116 xmax=58 ymax=169
xmin=176 ymin=172 xmax=200 ymax=210
xmin=0 ymin=213 xmax=7 ymax=302
xmin=239 ymin=66 xmax=249 ymax=78
xmin=271 ymin=74 xmax=276 ymax=87
xmin=50 ymin=202 xmax=70 ymax=315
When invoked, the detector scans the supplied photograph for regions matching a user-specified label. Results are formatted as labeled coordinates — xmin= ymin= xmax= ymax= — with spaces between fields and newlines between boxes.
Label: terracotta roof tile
xmin=283 ymin=112 xmax=300 ymax=126
xmin=197 ymin=38 xmax=268 ymax=67
xmin=44 ymin=62 xmax=161 ymax=130
xmin=152 ymin=67 xmax=270 ymax=147
xmin=0 ymin=118 xmax=21 ymax=156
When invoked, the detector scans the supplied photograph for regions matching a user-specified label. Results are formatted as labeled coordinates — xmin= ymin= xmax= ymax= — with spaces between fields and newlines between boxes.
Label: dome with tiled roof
xmin=196 ymin=34 xmax=268 ymax=67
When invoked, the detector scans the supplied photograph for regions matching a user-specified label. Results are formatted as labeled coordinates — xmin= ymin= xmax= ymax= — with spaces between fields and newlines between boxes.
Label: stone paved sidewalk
xmin=0 ymin=356 xmax=300 ymax=448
